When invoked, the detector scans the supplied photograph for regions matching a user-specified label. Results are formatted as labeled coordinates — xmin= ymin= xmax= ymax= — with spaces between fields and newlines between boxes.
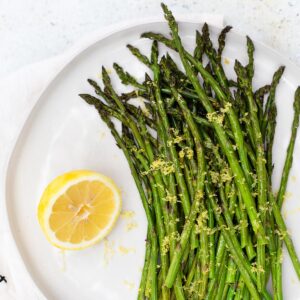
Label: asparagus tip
xmin=276 ymin=65 xmax=286 ymax=77
xmin=87 ymin=78 xmax=95 ymax=85
xmin=126 ymin=44 xmax=133 ymax=50
xmin=294 ymin=86 xmax=300 ymax=113
xmin=246 ymin=35 xmax=254 ymax=45
xmin=224 ymin=25 xmax=233 ymax=31
xmin=160 ymin=2 xmax=167 ymax=11
xmin=202 ymin=22 xmax=209 ymax=36
xmin=79 ymin=93 xmax=95 ymax=105
xmin=161 ymin=2 xmax=177 ymax=31
xmin=234 ymin=59 xmax=242 ymax=70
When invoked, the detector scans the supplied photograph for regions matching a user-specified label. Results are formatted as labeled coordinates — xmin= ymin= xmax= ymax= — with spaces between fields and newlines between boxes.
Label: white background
xmin=0 ymin=0 xmax=300 ymax=78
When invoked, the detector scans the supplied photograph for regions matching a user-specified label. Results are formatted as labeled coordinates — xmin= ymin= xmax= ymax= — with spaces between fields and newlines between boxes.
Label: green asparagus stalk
xmin=80 ymin=4 xmax=300 ymax=298
xmin=161 ymin=3 xmax=267 ymax=243
xmin=277 ymin=87 xmax=300 ymax=208
xmin=275 ymin=87 xmax=300 ymax=298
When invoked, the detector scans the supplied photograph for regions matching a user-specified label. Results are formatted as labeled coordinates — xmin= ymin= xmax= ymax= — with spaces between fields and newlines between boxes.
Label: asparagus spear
xmin=161 ymin=2 xmax=267 ymax=243
xmin=275 ymin=87 xmax=300 ymax=298
xmin=79 ymin=4 xmax=300 ymax=298
xmin=277 ymin=87 xmax=300 ymax=208
xmin=161 ymin=57 xmax=207 ymax=292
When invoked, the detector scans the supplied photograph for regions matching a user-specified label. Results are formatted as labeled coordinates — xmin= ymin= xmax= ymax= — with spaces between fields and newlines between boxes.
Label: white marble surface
xmin=0 ymin=0 xmax=300 ymax=78
xmin=0 ymin=0 xmax=300 ymax=299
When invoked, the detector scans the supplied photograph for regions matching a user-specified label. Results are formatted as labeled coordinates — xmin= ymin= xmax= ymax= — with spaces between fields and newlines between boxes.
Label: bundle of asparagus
xmin=80 ymin=4 xmax=300 ymax=299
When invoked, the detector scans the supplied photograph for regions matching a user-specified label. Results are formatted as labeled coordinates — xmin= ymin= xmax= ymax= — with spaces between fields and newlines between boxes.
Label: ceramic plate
xmin=4 ymin=20 xmax=300 ymax=299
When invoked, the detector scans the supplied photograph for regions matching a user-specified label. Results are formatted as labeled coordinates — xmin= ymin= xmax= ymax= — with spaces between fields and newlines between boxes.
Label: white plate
xmin=4 ymin=20 xmax=300 ymax=300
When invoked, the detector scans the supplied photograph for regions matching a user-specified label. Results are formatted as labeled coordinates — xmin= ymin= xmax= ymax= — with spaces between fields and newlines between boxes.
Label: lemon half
xmin=37 ymin=170 xmax=121 ymax=250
